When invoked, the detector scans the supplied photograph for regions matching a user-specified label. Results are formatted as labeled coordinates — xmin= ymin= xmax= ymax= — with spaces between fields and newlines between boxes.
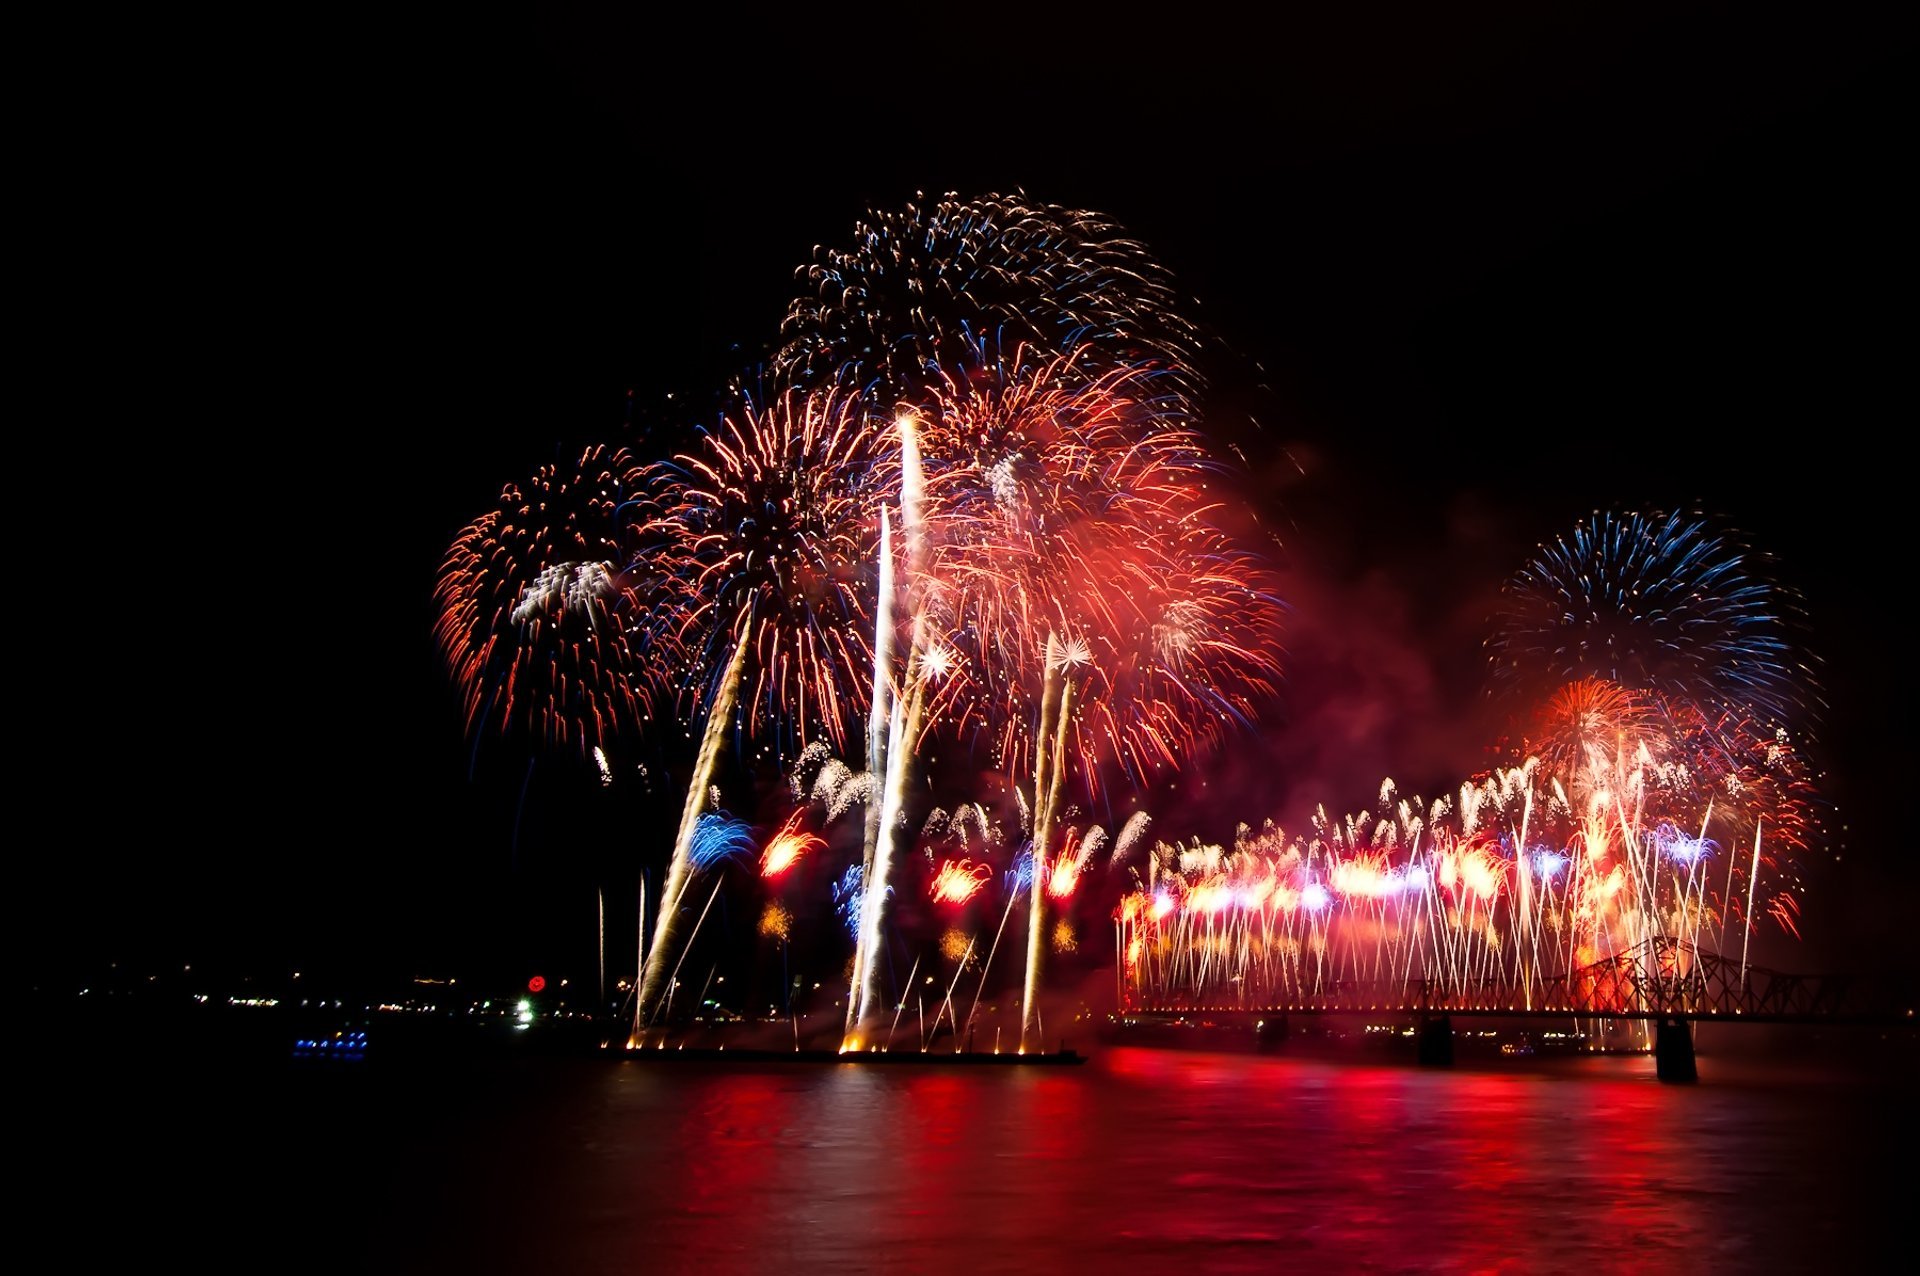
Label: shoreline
xmin=26 ymin=996 xmax=1916 ymax=1081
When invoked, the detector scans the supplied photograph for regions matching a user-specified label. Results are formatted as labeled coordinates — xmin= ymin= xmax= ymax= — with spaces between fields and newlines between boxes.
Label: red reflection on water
xmin=894 ymin=1072 xmax=986 ymax=1243
xmin=675 ymin=1071 xmax=795 ymax=1213
xmin=567 ymin=1046 xmax=1884 ymax=1272
xmin=1570 ymin=1069 xmax=1698 ymax=1261
xmin=616 ymin=1066 xmax=812 ymax=1269
xmin=1096 ymin=1046 xmax=1719 ymax=1269
xmin=1322 ymin=1065 xmax=1417 ymax=1240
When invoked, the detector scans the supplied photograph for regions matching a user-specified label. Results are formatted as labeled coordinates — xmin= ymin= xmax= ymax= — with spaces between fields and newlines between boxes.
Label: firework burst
xmin=1489 ymin=508 xmax=1815 ymax=731
xmin=911 ymin=344 xmax=1285 ymax=793
xmin=632 ymin=383 xmax=895 ymax=754
xmin=433 ymin=444 xmax=655 ymax=758
xmin=771 ymin=190 xmax=1203 ymax=413
xmin=1522 ymin=679 xmax=1662 ymax=799
xmin=1490 ymin=509 xmax=1825 ymax=918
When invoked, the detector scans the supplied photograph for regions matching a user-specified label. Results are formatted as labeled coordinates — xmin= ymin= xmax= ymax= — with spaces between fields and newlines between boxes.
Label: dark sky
xmin=35 ymin=7 xmax=1914 ymax=994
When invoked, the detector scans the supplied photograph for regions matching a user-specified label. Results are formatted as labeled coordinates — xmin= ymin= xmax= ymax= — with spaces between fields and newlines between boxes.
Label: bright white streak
xmin=846 ymin=508 xmax=895 ymax=1046
xmin=636 ymin=621 xmax=751 ymax=1027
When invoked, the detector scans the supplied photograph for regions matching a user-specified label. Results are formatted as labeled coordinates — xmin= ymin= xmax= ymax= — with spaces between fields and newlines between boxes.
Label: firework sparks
xmin=1490 ymin=508 xmax=1814 ymax=731
xmin=1112 ymin=812 xmax=1154 ymax=866
xmin=1488 ymin=509 xmax=1823 ymax=945
xmin=930 ymin=858 xmax=992 ymax=906
xmin=759 ymin=902 xmax=793 ymax=943
xmin=689 ymin=811 xmax=756 ymax=870
xmin=896 ymin=346 xmax=1284 ymax=1049
xmin=430 ymin=194 xmax=1841 ymax=1055
xmin=433 ymin=445 xmax=655 ymax=757
xmin=632 ymin=384 xmax=893 ymax=1029
xmin=771 ymin=190 xmax=1204 ymax=414
xmin=1117 ymin=736 xmax=1812 ymax=1018
xmin=791 ymin=740 xmax=875 ymax=823
xmin=632 ymin=383 xmax=893 ymax=755
xmin=760 ymin=810 xmax=824 ymax=878
xmin=910 ymin=344 xmax=1286 ymax=796
xmin=831 ymin=865 xmax=867 ymax=940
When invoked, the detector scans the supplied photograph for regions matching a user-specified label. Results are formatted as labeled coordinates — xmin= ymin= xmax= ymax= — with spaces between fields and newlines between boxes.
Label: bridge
xmin=1119 ymin=935 xmax=1915 ymax=1081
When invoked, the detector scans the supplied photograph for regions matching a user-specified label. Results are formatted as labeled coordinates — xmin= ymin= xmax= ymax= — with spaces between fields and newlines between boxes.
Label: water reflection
xmin=571 ymin=1048 xmax=1903 ymax=1273
xmin=46 ymin=1041 xmax=1907 ymax=1274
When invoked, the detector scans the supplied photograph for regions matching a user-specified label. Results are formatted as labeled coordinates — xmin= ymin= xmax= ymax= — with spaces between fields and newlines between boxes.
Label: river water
xmin=33 ymin=1028 xmax=1912 ymax=1274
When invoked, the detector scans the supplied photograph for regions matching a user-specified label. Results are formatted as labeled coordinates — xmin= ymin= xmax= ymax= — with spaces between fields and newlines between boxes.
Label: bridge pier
xmin=1255 ymin=1016 xmax=1289 ymax=1053
xmin=1654 ymin=1016 xmax=1697 ymax=1083
xmin=1416 ymin=1014 xmax=1453 ymax=1067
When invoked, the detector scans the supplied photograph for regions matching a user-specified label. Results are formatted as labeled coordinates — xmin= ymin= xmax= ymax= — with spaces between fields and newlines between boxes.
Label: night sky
xmin=37 ymin=8 xmax=1914 ymax=999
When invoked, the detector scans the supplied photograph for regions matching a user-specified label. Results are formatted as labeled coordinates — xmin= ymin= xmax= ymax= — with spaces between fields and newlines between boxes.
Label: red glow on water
xmin=342 ymin=1043 xmax=1906 ymax=1272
